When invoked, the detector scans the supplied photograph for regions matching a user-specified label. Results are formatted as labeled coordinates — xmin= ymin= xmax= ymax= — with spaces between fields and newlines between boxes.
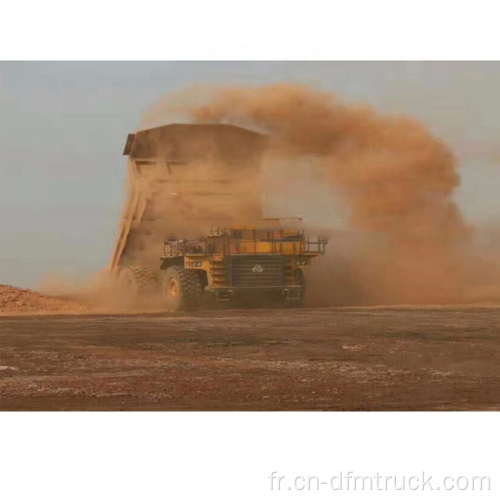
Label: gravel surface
xmin=1 ymin=306 xmax=499 ymax=411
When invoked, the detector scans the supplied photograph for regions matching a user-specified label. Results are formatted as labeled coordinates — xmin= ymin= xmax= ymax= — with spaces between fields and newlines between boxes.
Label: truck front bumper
xmin=205 ymin=285 xmax=303 ymax=301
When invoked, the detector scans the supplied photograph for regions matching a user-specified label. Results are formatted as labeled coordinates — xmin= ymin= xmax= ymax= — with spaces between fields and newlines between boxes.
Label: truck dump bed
xmin=109 ymin=124 xmax=266 ymax=270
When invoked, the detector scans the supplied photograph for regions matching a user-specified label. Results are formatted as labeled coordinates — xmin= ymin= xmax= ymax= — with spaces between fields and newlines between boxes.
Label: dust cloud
xmin=143 ymin=83 xmax=500 ymax=305
xmin=38 ymin=269 xmax=164 ymax=312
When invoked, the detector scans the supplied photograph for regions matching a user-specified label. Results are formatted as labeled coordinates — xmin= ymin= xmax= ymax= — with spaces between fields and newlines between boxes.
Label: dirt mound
xmin=0 ymin=284 xmax=88 ymax=315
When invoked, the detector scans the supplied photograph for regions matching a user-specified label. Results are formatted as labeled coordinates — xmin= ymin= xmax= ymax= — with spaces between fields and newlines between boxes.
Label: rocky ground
xmin=1 ymin=306 xmax=499 ymax=411
xmin=0 ymin=284 xmax=89 ymax=315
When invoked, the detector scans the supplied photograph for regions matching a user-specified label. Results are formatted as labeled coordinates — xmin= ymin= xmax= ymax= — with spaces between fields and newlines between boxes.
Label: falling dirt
xmin=111 ymin=124 xmax=267 ymax=271
xmin=143 ymin=83 xmax=500 ymax=306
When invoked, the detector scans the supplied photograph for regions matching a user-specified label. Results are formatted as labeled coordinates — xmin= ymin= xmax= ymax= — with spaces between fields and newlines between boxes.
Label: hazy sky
xmin=1 ymin=62 xmax=499 ymax=288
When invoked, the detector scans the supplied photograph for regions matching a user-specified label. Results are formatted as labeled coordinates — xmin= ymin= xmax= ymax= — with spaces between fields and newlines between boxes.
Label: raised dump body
xmin=109 ymin=124 xmax=266 ymax=271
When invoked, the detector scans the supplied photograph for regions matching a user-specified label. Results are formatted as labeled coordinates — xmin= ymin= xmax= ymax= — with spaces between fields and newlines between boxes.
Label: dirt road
xmin=1 ymin=307 xmax=499 ymax=411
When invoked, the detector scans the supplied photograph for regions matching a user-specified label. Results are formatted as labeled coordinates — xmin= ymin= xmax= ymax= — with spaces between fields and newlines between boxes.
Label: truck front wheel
xmin=160 ymin=265 xmax=203 ymax=311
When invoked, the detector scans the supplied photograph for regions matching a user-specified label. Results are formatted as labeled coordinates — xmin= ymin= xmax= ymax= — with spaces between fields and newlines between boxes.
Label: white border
xmin=0 ymin=412 xmax=498 ymax=499
xmin=0 ymin=0 xmax=498 ymax=60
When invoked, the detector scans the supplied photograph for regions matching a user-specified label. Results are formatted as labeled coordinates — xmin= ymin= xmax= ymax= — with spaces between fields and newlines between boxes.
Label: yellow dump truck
xmin=110 ymin=123 xmax=327 ymax=309
xmin=159 ymin=220 xmax=327 ymax=309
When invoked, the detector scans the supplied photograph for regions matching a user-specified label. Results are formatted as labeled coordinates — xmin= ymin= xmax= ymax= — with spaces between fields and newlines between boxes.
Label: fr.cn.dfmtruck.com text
xmin=268 ymin=471 xmax=492 ymax=492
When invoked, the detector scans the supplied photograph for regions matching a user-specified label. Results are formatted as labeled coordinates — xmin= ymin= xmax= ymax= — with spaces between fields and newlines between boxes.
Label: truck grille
xmin=230 ymin=256 xmax=284 ymax=287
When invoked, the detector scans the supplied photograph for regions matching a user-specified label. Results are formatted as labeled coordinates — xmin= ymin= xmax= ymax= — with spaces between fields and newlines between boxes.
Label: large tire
xmin=160 ymin=265 xmax=203 ymax=311
xmin=118 ymin=265 xmax=158 ymax=297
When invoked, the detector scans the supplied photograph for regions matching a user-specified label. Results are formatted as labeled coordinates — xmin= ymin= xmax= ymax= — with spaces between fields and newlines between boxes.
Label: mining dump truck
xmin=109 ymin=123 xmax=327 ymax=309
xmin=160 ymin=220 xmax=327 ymax=309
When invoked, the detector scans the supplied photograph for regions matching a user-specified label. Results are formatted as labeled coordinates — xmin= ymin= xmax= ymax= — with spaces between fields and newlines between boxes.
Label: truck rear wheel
xmin=118 ymin=265 xmax=158 ymax=297
xmin=161 ymin=266 xmax=203 ymax=311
